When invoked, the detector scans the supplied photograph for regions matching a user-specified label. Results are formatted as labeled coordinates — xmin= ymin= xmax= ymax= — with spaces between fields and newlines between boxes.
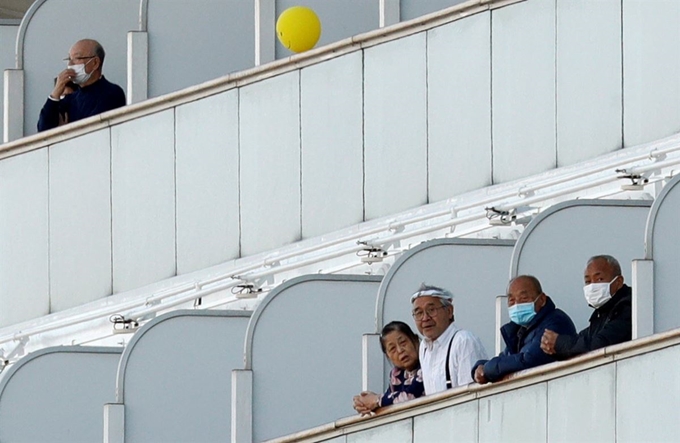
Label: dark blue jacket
xmin=472 ymin=296 xmax=576 ymax=382
xmin=37 ymin=76 xmax=126 ymax=132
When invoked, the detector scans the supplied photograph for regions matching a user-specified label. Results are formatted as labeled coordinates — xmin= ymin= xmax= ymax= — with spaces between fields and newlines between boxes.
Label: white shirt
xmin=419 ymin=323 xmax=488 ymax=395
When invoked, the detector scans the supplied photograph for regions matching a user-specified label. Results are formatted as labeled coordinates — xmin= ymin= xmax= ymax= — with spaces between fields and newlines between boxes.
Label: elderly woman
xmin=352 ymin=321 xmax=424 ymax=415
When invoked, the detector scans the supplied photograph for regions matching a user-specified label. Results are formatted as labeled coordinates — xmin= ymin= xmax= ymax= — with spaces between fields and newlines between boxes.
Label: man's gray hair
xmin=587 ymin=255 xmax=621 ymax=276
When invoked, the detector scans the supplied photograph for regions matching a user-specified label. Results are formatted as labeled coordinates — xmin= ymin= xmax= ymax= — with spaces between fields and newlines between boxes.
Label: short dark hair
xmin=587 ymin=255 xmax=621 ymax=276
xmin=93 ymin=41 xmax=105 ymax=67
xmin=508 ymin=275 xmax=543 ymax=295
xmin=379 ymin=321 xmax=419 ymax=354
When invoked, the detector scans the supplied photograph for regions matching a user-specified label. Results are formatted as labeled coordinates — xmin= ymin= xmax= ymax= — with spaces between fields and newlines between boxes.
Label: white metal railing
xmin=0 ymin=132 xmax=678 ymax=364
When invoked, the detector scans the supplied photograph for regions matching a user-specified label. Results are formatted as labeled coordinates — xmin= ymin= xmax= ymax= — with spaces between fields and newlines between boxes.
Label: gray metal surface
xmin=117 ymin=310 xmax=251 ymax=443
xmin=400 ymin=0 xmax=469 ymax=21
xmin=491 ymin=0 xmax=556 ymax=183
xmin=623 ymin=0 xmax=680 ymax=147
xmin=300 ymin=52 xmax=364 ymax=238
xmin=239 ymin=70 xmax=301 ymax=256
xmin=511 ymin=199 xmax=652 ymax=330
xmin=377 ymin=238 xmax=515 ymax=358
xmin=49 ymin=129 xmax=112 ymax=310
xmin=111 ymin=109 xmax=176 ymax=293
xmin=244 ymin=274 xmax=382 ymax=442
xmin=644 ymin=174 xmax=680 ymax=332
xmin=556 ymin=0 xmax=622 ymax=166
xmin=0 ymin=21 xmax=18 ymax=143
xmin=0 ymin=346 xmax=122 ymax=443
xmin=364 ymin=33 xmax=427 ymax=219
xmin=0 ymin=149 xmax=48 ymax=326
xmin=175 ymin=90 xmax=240 ymax=274
xmin=146 ymin=0 xmax=255 ymax=97
xmin=426 ymin=11 xmax=492 ymax=202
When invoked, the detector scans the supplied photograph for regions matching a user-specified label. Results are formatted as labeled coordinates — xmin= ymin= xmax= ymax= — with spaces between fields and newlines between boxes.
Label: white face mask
xmin=67 ymin=59 xmax=93 ymax=85
xmin=583 ymin=277 xmax=619 ymax=309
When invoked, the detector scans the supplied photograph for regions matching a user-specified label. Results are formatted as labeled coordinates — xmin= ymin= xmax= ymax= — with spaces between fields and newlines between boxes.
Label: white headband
xmin=410 ymin=287 xmax=453 ymax=303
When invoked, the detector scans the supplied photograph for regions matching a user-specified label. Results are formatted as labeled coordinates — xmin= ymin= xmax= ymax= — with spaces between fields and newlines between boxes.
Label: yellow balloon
xmin=276 ymin=6 xmax=322 ymax=53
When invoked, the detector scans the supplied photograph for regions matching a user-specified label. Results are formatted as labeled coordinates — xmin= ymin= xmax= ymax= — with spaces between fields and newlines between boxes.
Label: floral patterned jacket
xmin=379 ymin=365 xmax=425 ymax=407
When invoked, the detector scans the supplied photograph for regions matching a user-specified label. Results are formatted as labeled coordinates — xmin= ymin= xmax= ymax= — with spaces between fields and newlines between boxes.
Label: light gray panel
xmin=147 ymin=0 xmax=254 ymax=97
xmin=623 ymin=0 xmax=680 ymax=147
xmin=347 ymin=418 xmax=412 ymax=443
xmin=250 ymin=276 xmax=381 ymax=441
xmin=111 ymin=109 xmax=175 ymax=293
xmin=557 ymin=0 xmax=622 ymax=166
xmin=478 ymin=383 xmax=547 ymax=443
xmin=0 ymin=149 xmax=48 ymax=326
xmin=301 ymin=52 xmax=363 ymax=237
xmin=547 ymin=364 xmax=615 ymax=443
xmin=400 ymin=0 xmax=469 ymax=21
xmin=427 ymin=12 xmax=491 ymax=202
xmin=121 ymin=312 xmax=250 ymax=443
xmin=513 ymin=201 xmax=650 ymax=331
xmin=0 ymin=23 xmax=18 ymax=143
xmin=414 ymin=400 xmax=478 ymax=443
xmin=23 ymin=0 xmax=137 ymax=136
xmin=649 ymin=179 xmax=680 ymax=332
xmin=0 ymin=347 xmax=122 ymax=443
xmin=364 ymin=33 xmax=427 ymax=219
xmin=617 ymin=345 xmax=680 ymax=443
xmin=175 ymin=90 xmax=240 ymax=274
xmin=49 ymin=129 xmax=111 ymax=311
xmin=275 ymin=0 xmax=378 ymax=59
xmin=240 ymin=71 xmax=301 ymax=255
xmin=492 ymin=0 xmax=556 ymax=183
xmin=380 ymin=240 xmax=514 ymax=358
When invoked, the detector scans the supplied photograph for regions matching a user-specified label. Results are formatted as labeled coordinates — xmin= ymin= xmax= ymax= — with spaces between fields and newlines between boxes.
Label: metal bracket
xmin=231 ymin=283 xmax=263 ymax=299
xmin=110 ymin=314 xmax=140 ymax=334
xmin=485 ymin=206 xmax=516 ymax=225
xmin=616 ymin=169 xmax=649 ymax=191
xmin=356 ymin=241 xmax=388 ymax=264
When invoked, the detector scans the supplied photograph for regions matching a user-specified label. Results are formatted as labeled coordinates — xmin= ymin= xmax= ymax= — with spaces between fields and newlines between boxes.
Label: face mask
xmin=583 ymin=277 xmax=619 ymax=309
xmin=508 ymin=294 xmax=540 ymax=326
xmin=68 ymin=59 xmax=93 ymax=85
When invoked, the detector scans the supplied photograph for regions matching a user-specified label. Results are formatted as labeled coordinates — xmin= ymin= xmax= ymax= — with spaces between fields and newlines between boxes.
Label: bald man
xmin=38 ymin=39 xmax=125 ymax=132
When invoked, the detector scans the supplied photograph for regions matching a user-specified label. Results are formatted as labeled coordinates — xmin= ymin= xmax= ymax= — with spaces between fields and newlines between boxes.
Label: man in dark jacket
xmin=38 ymin=39 xmax=126 ymax=132
xmin=541 ymin=255 xmax=632 ymax=358
xmin=472 ymin=275 xmax=576 ymax=384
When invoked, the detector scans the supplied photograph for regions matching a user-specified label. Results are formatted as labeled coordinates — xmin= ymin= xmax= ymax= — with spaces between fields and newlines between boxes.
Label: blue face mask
xmin=508 ymin=294 xmax=540 ymax=326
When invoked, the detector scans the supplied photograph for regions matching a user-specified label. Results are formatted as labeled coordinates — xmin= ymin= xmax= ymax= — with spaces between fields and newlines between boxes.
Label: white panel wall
xmin=650 ymin=179 xmax=680 ymax=333
xmin=547 ymin=365 xmax=616 ymax=442
xmin=427 ymin=12 xmax=491 ymax=202
xmin=492 ymin=0 xmax=556 ymax=183
xmin=49 ymin=130 xmax=111 ymax=311
xmin=275 ymin=0 xmax=379 ymax=59
xmin=364 ymin=33 xmax=427 ymax=219
xmin=623 ymin=0 xmax=680 ymax=147
xmin=347 ymin=419 xmax=412 ymax=443
xmin=22 ymin=0 xmax=137 ymax=136
xmin=146 ymin=0 xmax=255 ymax=98
xmin=400 ymin=0 xmax=469 ymax=21
xmin=616 ymin=345 xmax=680 ymax=443
xmin=300 ymin=52 xmax=364 ymax=237
xmin=413 ymin=401 xmax=478 ymax=442
xmin=478 ymin=383 xmax=547 ymax=442
xmin=0 ymin=22 xmax=18 ymax=144
xmin=111 ymin=110 xmax=175 ymax=293
xmin=240 ymin=71 xmax=301 ymax=255
xmin=557 ymin=0 xmax=622 ymax=166
xmin=175 ymin=91 xmax=240 ymax=274
xmin=0 ymin=149 xmax=48 ymax=326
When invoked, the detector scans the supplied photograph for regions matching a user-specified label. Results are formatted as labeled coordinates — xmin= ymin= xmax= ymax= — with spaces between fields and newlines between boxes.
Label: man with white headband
xmin=38 ymin=39 xmax=126 ymax=132
xmin=410 ymin=283 xmax=487 ymax=394
xmin=540 ymin=255 xmax=632 ymax=357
